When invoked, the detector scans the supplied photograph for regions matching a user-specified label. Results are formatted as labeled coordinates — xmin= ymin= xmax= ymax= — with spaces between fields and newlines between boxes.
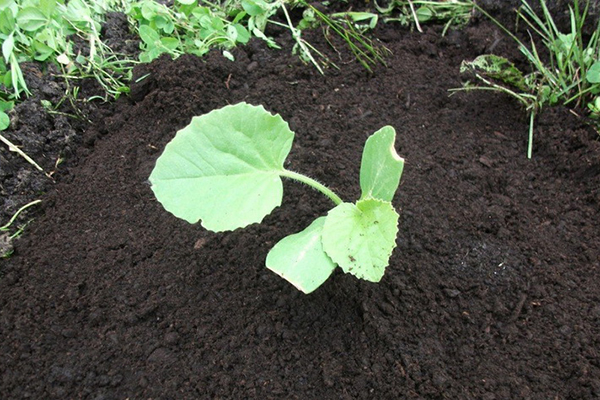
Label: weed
xmin=0 ymin=199 xmax=41 ymax=232
xmin=375 ymin=0 xmax=474 ymax=34
xmin=456 ymin=0 xmax=600 ymax=158
xmin=0 ymin=0 xmax=134 ymax=101
xmin=125 ymin=0 xmax=388 ymax=73
xmin=0 ymin=199 xmax=41 ymax=257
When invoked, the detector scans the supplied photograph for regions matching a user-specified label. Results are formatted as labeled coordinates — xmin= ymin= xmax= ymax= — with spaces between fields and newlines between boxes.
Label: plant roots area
xmin=1 ymin=3 xmax=600 ymax=399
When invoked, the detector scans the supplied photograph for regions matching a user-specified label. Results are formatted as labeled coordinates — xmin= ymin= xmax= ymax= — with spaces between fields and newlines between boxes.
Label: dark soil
xmin=2 ymin=6 xmax=600 ymax=400
xmin=0 ymin=11 xmax=139 ymax=240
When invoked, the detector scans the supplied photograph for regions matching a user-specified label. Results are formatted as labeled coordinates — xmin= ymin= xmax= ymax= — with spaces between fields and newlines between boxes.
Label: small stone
xmin=106 ymin=332 xmax=119 ymax=345
xmin=147 ymin=347 xmax=176 ymax=364
xmin=4 ymin=272 xmax=18 ymax=286
xmin=61 ymin=329 xmax=76 ymax=338
xmin=0 ymin=234 xmax=13 ymax=257
xmin=88 ymin=311 xmax=103 ymax=326
xmin=478 ymin=156 xmax=494 ymax=168
xmin=97 ymin=374 xmax=110 ymax=387
xmin=194 ymin=238 xmax=207 ymax=249
xmin=255 ymin=325 xmax=267 ymax=336
xmin=318 ymin=139 xmax=332 ymax=148
xmin=559 ymin=325 xmax=572 ymax=336
xmin=246 ymin=61 xmax=259 ymax=72
xmin=443 ymin=288 xmax=461 ymax=298
xmin=165 ymin=332 xmax=179 ymax=345
xmin=110 ymin=374 xmax=123 ymax=386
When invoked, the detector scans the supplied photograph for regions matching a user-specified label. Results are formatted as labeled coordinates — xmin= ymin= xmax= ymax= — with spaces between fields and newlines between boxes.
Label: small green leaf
xmin=241 ymin=0 xmax=264 ymax=16
xmin=0 ymin=9 xmax=16 ymax=35
xmin=154 ymin=15 xmax=170 ymax=31
xmin=0 ymin=100 xmax=13 ymax=112
xmin=2 ymin=70 xmax=11 ymax=88
xmin=160 ymin=37 xmax=179 ymax=51
xmin=191 ymin=6 xmax=210 ymax=19
xmin=226 ymin=24 xmax=238 ymax=42
xmin=38 ymin=0 xmax=57 ymax=17
xmin=252 ymin=27 xmax=279 ymax=49
xmin=176 ymin=0 xmax=196 ymax=5
xmin=209 ymin=16 xmax=224 ymax=31
xmin=16 ymin=7 xmax=47 ymax=31
xmin=2 ymin=31 xmax=13 ymax=63
xmin=139 ymin=25 xmax=160 ymax=45
xmin=149 ymin=102 xmax=294 ymax=232
xmin=0 ymin=0 xmax=14 ymax=10
xmin=234 ymin=24 xmax=250 ymax=44
xmin=0 ymin=110 xmax=9 ymax=130
xmin=31 ymin=40 xmax=53 ymax=61
xmin=588 ymin=97 xmax=600 ymax=115
xmin=360 ymin=125 xmax=404 ymax=202
xmin=555 ymin=32 xmax=575 ymax=55
xmin=141 ymin=2 xmax=160 ymax=21
xmin=587 ymin=61 xmax=600 ymax=84
xmin=416 ymin=6 xmax=433 ymax=22
xmin=322 ymin=198 xmax=399 ymax=282
xmin=163 ymin=20 xmax=175 ymax=35
xmin=138 ymin=51 xmax=155 ymax=63
xmin=266 ymin=217 xmax=337 ymax=294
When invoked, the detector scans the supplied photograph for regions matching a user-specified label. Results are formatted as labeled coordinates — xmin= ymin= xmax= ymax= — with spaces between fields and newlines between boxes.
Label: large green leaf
xmin=359 ymin=125 xmax=404 ymax=202
xmin=266 ymin=217 xmax=337 ymax=294
xmin=322 ymin=198 xmax=399 ymax=282
xmin=149 ymin=102 xmax=294 ymax=231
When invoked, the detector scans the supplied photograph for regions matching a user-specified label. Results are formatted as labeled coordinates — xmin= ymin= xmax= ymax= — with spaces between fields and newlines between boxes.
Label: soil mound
xmin=2 ymin=20 xmax=600 ymax=399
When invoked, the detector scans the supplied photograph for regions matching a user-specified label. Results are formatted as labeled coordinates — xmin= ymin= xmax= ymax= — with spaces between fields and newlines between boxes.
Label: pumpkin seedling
xmin=150 ymin=102 xmax=405 ymax=293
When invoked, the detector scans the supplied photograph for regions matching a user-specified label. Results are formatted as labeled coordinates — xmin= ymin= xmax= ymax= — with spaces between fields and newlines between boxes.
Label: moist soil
xmin=2 ymin=6 xmax=600 ymax=400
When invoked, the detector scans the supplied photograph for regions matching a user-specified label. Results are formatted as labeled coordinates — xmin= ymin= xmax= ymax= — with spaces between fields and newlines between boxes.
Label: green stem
xmin=0 ymin=199 xmax=42 ymax=231
xmin=280 ymin=170 xmax=343 ymax=205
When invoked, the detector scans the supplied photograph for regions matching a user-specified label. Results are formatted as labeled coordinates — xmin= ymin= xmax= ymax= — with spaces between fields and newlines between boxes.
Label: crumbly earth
xmin=1 ymin=4 xmax=600 ymax=399
xmin=0 ymin=11 xmax=138 ymax=228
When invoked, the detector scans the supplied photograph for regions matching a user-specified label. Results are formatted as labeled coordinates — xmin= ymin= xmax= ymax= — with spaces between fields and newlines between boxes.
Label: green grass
xmin=455 ymin=0 xmax=600 ymax=158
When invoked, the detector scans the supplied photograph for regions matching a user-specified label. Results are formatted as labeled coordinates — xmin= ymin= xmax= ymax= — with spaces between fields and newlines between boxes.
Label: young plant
xmin=149 ymin=102 xmax=405 ymax=294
